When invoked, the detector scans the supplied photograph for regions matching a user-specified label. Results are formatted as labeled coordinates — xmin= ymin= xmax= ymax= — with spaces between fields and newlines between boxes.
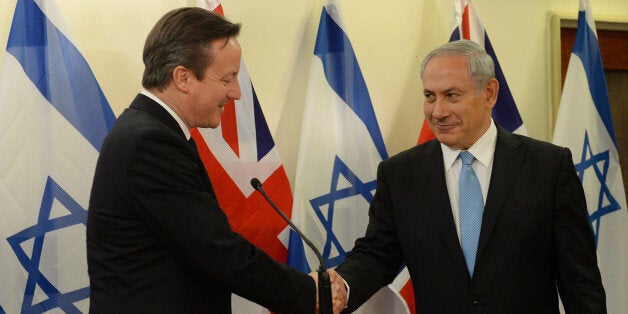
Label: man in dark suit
xmin=87 ymin=8 xmax=341 ymax=313
xmin=332 ymin=40 xmax=606 ymax=313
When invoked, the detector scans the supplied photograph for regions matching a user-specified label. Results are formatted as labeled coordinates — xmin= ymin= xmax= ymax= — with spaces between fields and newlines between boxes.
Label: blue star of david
xmin=6 ymin=177 xmax=89 ymax=313
xmin=574 ymin=131 xmax=621 ymax=247
xmin=308 ymin=156 xmax=376 ymax=267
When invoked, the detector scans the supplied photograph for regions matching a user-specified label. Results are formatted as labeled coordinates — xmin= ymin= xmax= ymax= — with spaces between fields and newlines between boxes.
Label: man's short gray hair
xmin=420 ymin=40 xmax=495 ymax=93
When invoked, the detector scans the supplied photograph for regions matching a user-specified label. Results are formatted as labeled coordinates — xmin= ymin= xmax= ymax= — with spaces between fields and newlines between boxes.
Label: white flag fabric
xmin=0 ymin=0 xmax=115 ymax=312
xmin=287 ymin=1 xmax=409 ymax=312
xmin=552 ymin=1 xmax=628 ymax=313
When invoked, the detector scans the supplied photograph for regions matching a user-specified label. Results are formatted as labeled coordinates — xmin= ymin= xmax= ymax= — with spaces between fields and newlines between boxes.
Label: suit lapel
xmin=130 ymin=94 xmax=217 ymax=198
xmin=130 ymin=94 xmax=185 ymax=138
xmin=420 ymin=141 xmax=470 ymax=280
xmin=475 ymin=126 xmax=526 ymax=265
xmin=188 ymin=137 xmax=217 ymax=198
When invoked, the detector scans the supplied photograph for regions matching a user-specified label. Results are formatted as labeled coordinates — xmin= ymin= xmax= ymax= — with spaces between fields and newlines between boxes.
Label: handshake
xmin=310 ymin=269 xmax=348 ymax=314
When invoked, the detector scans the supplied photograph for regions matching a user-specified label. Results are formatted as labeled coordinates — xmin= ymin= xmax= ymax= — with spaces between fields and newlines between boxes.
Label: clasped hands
xmin=309 ymin=269 xmax=348 ymax=314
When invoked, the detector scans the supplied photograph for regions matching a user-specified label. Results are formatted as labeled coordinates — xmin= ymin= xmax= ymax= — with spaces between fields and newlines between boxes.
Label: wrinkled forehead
xmin=422 ymin=56 xmax=473 ymax=86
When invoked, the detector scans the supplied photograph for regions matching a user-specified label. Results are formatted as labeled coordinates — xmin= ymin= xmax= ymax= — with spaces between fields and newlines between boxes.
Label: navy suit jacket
xmin=336 ymin=124 xmax=605 ymax=313
xmin=87 ymin=94 xmax=315 ymax=313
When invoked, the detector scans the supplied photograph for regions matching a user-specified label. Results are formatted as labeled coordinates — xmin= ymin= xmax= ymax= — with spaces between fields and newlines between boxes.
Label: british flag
xmin=195 ymin=1 xmax=294 ymax=313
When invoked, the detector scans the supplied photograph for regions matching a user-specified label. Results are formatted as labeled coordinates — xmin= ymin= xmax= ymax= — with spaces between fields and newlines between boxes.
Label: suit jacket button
xmin=471 ymin=299 xmax=480 ymax=307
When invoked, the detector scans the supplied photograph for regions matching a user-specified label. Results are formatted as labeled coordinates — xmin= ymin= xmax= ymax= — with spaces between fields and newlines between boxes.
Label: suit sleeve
xmin=128 ymin=130 xmax=315 ymax=313
xmin=336 ymin=161 xmax=405 ymax=312
xmin=553 ymin=147 xmax=606 ymax=313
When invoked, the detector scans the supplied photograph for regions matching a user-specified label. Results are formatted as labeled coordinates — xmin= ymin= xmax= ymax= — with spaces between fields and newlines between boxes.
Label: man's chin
xmin=434 ymin=134 xmax=460 ymax=149
xmin=205 ymin=117 xmax=224 ymax=129
xmin=195 ymin=122 xmax=220 ymax=129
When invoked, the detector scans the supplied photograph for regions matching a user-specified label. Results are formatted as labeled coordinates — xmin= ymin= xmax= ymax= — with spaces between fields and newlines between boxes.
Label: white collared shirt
xmin=140 ymin=89 xmax=191 ymax=140
xmin=441 ymin=120 xmax=497 ymax=242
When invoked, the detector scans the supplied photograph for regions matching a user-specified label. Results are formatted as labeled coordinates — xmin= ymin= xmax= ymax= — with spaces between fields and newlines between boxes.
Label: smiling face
xmin=181 ymin=37 xmax=242 ymax=129
xmin=422 ymin=54 xmax=497 ymax=150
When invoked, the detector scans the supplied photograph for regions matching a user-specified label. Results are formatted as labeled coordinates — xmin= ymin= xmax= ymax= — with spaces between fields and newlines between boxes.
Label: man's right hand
xmin=309 ymin=269 xmax=348 ymax=314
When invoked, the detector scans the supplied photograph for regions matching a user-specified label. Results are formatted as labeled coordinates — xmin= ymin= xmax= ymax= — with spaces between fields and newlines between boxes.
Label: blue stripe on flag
xmin=288 ymin=229 xmax=311 ymax=273
xmin=483 ymin=34 xmax=523 ymax=132
xmin=572 ymin=11 xmax=616 ymax=146
xmin=6 ymin=0 xmax=115 ymax=150
xmin=449 ymin=27 xmax=461 ymax=41
xmin=251 ymin=83 xmax=275 ymax=161
xmin=313 ymin=7 xmax=388 ymax=160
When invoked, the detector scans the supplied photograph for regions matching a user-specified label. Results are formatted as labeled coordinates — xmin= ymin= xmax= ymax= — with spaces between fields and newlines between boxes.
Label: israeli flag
xmin=287 ymin=1 xmax=408 ymax=312
xmin=552 ymin=1 xmax=627 ymax=313
xmin=0 ymin=0 xmax=115 ymax=312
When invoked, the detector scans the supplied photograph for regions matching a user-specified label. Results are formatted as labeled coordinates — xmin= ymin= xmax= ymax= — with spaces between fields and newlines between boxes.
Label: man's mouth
xmin=432 ymin=121 xmax=459 ymax=131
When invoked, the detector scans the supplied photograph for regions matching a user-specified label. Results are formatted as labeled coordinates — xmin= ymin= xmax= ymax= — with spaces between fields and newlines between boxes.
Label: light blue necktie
xmin=459 ymin=151 xmax=484 ymax=277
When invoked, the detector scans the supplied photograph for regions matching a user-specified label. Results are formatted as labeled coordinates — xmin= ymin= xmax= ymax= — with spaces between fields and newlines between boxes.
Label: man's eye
xmin=222 ymin=80 xmax=231 ymax=86
xmin=424 ymin=94 xmax=435 ymax=102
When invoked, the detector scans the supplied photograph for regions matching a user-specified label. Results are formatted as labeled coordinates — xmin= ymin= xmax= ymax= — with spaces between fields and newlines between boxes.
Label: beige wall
xmin=1 ymin=0 xmax=627 ymax=184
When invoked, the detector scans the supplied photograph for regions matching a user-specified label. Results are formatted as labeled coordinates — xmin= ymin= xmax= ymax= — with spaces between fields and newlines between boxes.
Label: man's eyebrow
xmin=444 ymin=87 xmax=462 ymax=93
xmin=220 ymin=71 xmax=238 ymax=79
xmin=423 ymin=87 xmax=462 ymax=94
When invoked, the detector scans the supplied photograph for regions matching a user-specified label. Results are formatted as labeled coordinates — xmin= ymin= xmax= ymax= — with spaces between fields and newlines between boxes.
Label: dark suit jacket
xmin=87 ymin=94 xmax=315 ymax=313
xmin=336 ymin=124 xmax=605 ymax=313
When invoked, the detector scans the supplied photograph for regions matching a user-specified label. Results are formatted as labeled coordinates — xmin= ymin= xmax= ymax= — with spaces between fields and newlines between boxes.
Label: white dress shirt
xmin=441 ymin=120 xmax=497 ymax=243
xmin=344 ymin=121 xmax=497 ymax=303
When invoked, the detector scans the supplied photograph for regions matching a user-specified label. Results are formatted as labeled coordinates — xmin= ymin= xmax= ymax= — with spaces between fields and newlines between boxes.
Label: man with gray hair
xmin=332 ymin=40 xmax=606 ymax=313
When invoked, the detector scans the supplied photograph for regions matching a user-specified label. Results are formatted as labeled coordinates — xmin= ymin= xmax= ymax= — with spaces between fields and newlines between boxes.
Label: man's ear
xmin=172 ymin=66 xmax=190 ymax=92
xmin=484 ymin=78 xmax=499 ymax=109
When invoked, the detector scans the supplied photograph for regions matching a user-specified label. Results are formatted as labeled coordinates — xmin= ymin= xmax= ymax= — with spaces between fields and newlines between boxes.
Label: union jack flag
xmin=196 ymin=1 xmax=294 ymax=313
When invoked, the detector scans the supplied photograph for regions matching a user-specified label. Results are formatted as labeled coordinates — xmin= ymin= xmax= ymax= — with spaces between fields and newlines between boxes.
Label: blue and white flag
xmin=0 ymin=0 xmax=115 ymax=312
xmin=552 ymin=1 xmax=627 ymax=313
xmin=287 ymin=1 xmax=409 ymax=312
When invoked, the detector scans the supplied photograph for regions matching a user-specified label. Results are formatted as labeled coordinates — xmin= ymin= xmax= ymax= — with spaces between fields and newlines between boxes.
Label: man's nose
xmin=431 ymin=98 xmax=449 ymax=118
xmin=228 ymin=77 xmax=241 ymax=100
